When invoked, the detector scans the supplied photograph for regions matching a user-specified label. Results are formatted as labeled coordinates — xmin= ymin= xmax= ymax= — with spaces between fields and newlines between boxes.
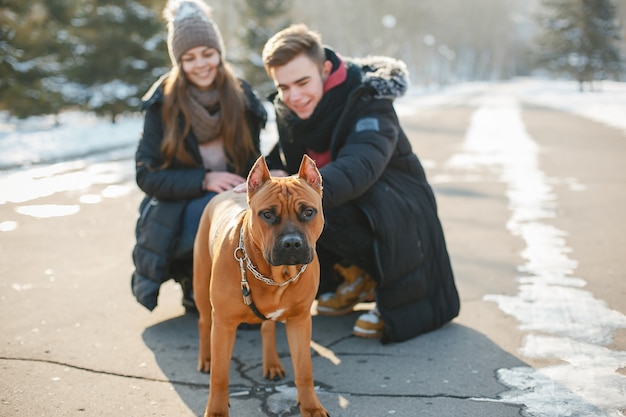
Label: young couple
xmin=131 ymin=0 xmax=459 ymax=344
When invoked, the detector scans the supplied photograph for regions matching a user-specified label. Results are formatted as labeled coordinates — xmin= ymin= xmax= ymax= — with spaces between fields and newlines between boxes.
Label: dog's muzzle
xmin=269 ymin=231 xmax=313 ymax=266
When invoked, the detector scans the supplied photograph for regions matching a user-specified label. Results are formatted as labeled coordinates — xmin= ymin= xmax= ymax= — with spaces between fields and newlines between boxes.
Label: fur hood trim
xmin=351 ymin=56 xmax=409 ymax=100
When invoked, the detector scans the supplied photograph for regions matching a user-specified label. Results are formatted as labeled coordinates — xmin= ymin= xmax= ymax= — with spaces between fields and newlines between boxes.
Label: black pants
xmin=316 ymin=203 xmax=377 ymax=294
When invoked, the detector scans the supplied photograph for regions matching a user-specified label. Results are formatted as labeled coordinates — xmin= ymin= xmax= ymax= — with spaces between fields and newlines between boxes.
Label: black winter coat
xmin=266 ymin=51 xmax=460 ymax=343
xmin=131 ymin=75 xmax=267 ymax=311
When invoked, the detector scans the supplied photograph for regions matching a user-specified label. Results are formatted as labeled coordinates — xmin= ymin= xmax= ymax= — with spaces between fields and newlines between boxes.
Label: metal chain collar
xmin=234 ymin=227 xmax=308 ymax=288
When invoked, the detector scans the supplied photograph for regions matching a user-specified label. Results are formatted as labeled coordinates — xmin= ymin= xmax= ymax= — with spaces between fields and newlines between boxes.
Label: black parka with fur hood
xmin=266 ymin=49 xmax=460 ymax=343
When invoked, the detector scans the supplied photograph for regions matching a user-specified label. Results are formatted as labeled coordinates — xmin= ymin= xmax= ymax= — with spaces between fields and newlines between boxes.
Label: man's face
xmin=269 ymin=54 xmax=331 ymax=119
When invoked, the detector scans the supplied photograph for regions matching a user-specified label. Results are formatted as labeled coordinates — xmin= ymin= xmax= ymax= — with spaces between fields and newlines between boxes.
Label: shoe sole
xmin=352 ymin=327 xmax=383 ymax=339
xmin=316 ymin=290 xmax=375 ymax=316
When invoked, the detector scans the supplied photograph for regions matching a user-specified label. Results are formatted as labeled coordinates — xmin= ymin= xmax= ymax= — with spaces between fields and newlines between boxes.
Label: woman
xmin=131 ymin=0 xmax=266 ymax=312
xmin=262 ymin=24 xmax=460 ymax=343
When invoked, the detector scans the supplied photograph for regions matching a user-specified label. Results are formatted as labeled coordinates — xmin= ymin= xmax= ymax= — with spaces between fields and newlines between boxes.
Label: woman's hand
xmin=202 ymin=171 xmax=246 ymax=193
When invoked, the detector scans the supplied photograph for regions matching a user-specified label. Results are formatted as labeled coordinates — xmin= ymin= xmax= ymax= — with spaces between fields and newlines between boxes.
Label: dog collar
xmin=234 ymin=227 xmax=308 ymax=320
xmin=235 ymin=227 xmax=308 ymax=287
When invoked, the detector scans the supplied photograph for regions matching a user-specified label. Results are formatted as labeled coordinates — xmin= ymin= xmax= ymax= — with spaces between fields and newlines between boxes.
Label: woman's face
xmin=180 ymin=46 xmax=221 ymax=90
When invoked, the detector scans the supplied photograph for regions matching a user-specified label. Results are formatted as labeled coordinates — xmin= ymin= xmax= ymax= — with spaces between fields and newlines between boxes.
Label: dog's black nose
xmin=271 ymin=232 xmax=312 ymax=266
xmin=280 ymin=234 xmax=303 ymax=250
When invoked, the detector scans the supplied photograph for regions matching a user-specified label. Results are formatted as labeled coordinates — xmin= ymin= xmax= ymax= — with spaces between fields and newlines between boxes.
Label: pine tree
xmin=63 ymin=0 xmax=168 ymax=122
xmin=234 ymin=0 xmax=292 ymax=97
xmin=0 ymin=0 xmax=77 ymax=119
xmin=533 ymin=0 xmax=624 ymax=91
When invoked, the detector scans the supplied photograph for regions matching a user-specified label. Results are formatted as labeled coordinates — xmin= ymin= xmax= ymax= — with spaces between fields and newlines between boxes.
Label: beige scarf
xmin=185 ymin=86 xmax=221 ymax=144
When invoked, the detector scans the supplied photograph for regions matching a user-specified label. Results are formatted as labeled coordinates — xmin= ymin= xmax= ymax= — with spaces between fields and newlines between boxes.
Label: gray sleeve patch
xmin=355 ymin=117 xmax=380 ymax=133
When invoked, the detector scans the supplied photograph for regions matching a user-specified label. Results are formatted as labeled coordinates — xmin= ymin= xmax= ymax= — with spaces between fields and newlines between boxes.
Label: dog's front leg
xmin=196 ymin=297 xmax=212 ymax=373
xmin=193 ymin=218 xmax=213 ymax=373
xmin=261 ymin=320 xmax=285 ymax=380
xmin=205 ymin=319 xmax=237 ymax=417
xmin=285 ymin=317 xmax=328 ymax=417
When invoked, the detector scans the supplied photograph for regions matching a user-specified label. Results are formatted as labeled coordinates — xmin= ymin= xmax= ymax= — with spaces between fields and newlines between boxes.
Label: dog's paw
xmin=297 ymin=396 xmax=329 ymax=417
xmin=204 ymin=411 xmax=228 ymax=417
xmin=300 ymin=405 xmax=330 ymax=417
xmin=204 ymin=400 xmax=230 ymax=417
xmin=197 ymin=356 xmax=211 ymax=374
xmin=263 ymin=362 xmax=285 ymax=381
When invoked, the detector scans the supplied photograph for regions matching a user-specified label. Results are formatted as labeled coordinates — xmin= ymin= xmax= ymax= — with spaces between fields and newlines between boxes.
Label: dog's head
xmin=246 ymin=155 xmax=324 ymax=266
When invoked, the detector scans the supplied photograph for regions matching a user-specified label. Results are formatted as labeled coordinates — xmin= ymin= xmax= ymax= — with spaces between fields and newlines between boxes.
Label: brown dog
xmin=193 ymin=155 xmax=329 ymax=417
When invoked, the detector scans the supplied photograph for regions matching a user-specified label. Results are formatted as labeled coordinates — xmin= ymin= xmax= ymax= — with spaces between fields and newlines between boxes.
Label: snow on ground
xmin=0 ymin=111 xmax=143 ymax=170
xmin=397 ymin=77 xmax=626 ymax=134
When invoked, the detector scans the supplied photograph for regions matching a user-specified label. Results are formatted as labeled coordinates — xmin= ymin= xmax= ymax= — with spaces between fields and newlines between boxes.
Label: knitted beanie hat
xmin=163 ymin=0 xmax=225 ymax=64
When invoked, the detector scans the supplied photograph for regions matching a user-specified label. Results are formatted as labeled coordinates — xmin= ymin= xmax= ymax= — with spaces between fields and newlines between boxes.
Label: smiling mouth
xmin=293 ymin=102 xmax=310 ymax=115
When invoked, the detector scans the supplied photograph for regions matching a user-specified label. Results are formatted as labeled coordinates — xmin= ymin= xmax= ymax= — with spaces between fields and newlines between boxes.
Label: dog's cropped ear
xmin=298 ymin=155 xmax=323 ymax=195
xmin=247 ymin=156 xmax=271 ymax=196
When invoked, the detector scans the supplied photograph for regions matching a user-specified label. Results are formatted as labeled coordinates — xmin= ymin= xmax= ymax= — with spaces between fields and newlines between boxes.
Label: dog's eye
xmin=260 ymin=210 xmax=275 ymax=222
xmin=302 ymin=207 xmax=316 ymax=220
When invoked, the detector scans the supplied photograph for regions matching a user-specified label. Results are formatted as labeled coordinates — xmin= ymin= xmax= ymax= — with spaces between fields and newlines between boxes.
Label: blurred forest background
xmin=1 ymin=0 xmax=624 ymax=122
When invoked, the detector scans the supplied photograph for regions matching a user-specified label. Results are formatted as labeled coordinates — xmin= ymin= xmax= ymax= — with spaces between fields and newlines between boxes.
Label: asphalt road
xmin=1 ymin=87 xmax=624 ymax=416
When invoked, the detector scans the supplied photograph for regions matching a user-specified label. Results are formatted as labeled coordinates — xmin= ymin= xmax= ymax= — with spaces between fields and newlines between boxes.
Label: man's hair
xmin=262 ymin=24 xmax=326 ymax=72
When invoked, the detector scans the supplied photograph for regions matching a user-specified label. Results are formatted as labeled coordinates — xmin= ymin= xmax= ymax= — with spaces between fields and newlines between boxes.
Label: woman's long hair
xmin=159 ymin=61 xmax=257 ymax=176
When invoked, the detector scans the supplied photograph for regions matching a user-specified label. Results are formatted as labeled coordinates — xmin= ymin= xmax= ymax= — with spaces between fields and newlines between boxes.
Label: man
xmin=262 ymin=24 xmax=460 ymax=343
